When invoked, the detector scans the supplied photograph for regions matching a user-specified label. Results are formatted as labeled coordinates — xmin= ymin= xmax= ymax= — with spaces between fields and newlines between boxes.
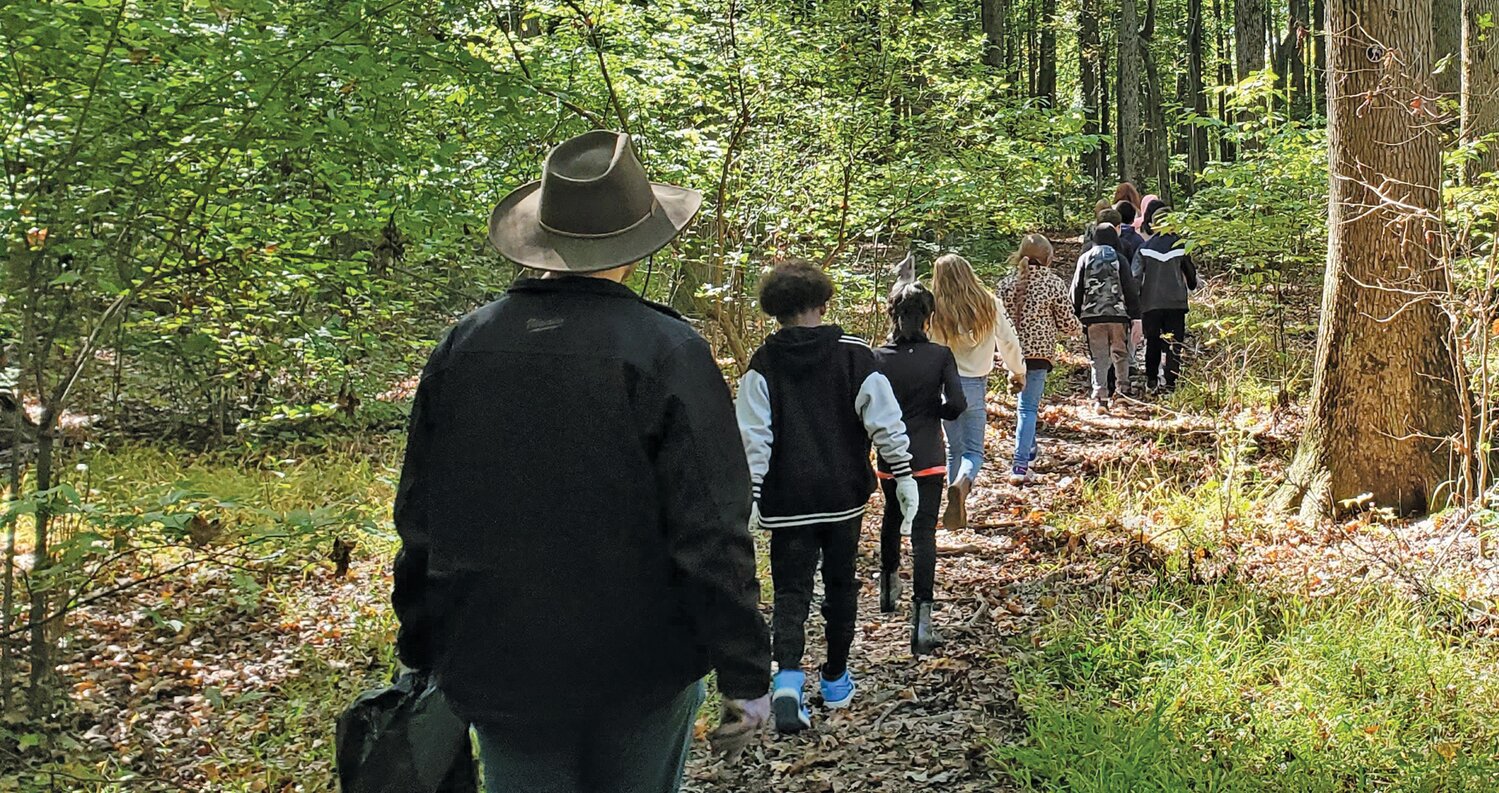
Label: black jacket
xmin=1132 ymin=232 xmax=1199 ymax=313
xmin=392 ymin=277 xmax=770 ymax=725
xmin=735 ymin=326 xmax=913 ymax=528
xmin=873 ymin=336 xmax=966 ymax=476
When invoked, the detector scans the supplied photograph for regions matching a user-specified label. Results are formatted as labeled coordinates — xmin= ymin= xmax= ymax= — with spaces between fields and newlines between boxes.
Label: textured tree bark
xmin=1235 ymin=0 xmax=1268 ymax=80
xmin=1188 ymin=0 xmax=1210 ymax=180
xmin=1139 ymin=0 xmax=1172 ymax=200
xmin=982 ymin=0 xmax=1007 ymax=69
xmin=1288 ymin=0 xmax=1310 ymax=114
xmin=1118 ymin=0 xmax=1144 ymax=183
xmin=1464 ymin=0 xmax=1498 ymax=181
xmin=1313 ymin=0 xmax=1328 ymax=111
xmin=1277 ymin=0 xmax=1462 ymax=519
xmin=1436 ymin=0 xmax=1463 ymax=97
xmin=1214 ymin=0 xmax=1238 ymax=159
xmin=1038 ymin=0 xmax=1058 ymax=105
xmin=1101 ymin=37 xmax=1112 ymax=175
xmin=1079 ymin=0 xmax=1104 ymax=182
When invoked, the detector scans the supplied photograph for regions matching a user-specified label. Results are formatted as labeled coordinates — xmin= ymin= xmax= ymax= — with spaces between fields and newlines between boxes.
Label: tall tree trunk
xmin=1436 ymin=0 xmax=1463 ymax=97
xmin=1080 ymin=0 xmax=1104 ymax=181
xmin=26 ymin=427 xmax=53 ymax=718
xmin=1101 ymin=37 xmax=1112 ymax=176
xmin=1277 ymin=0 xmax=1458 ymax=518
xmin=1287 ymin=0 xmax=1310 ymax=114
xmin=1235 ymin=0 xmax=1267 ymax=80
xmin=1235 ymin=0 xmax=1267 ymax=149
xmin=1139 ymin=0 xmax=1172 ymax=201
xmin=1188 ymin=0 xmax=1211 ymax=179
xmin=983 ymin=0 xmax=1007 ymax=69
xmin=1464 ymin=0 xmax=1498 ymax=182
xmin=1213 ymin=0 xmax=1237 ymax=160
xmin=1313 ymin=0 xmax=1328 ymax=112
xmin=1038 ymin=0 xmax=1058 ymax=105
xmin=1027 ymin=0 xmax=1039 ymax=95
xmin=1 ymin=406 xmax=19 ymax=710
xmin=1118 ymin=0 xmax=1144 ymax=183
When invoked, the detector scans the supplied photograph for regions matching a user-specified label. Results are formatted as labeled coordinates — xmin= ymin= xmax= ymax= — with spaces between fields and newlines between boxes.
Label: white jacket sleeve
xmin=993 ymin=297 xmax=1026 ymax=377
xmin=734 ymin=369 xmax=774 ymax=501
xmin=855 ymin=372 xmax=913 ymax=478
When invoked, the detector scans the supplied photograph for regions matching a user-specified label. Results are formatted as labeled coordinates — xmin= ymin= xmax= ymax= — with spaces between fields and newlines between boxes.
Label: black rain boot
xmin=912 ymin=600 xmax=943 ymax=656
xmin=879 ymin=571 xmax=901 ymax=614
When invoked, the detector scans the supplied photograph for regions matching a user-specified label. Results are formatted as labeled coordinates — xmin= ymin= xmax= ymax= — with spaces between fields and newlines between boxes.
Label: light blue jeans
xmin=1013 ymin=368 xmax=1048 ymax=473
xmin=475 ymin=679 xmax=705 ymax=793
xmin=944 ymin=375 xmax=990 ymax=485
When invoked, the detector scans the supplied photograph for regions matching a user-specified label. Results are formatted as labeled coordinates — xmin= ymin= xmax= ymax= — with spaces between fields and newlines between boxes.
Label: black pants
xmin=770 ymin=516 xmax=861 ymax=679
xmin=879 ymin=476 xmax=942 ymax=602
xmin=1143 ymin=309 xmax=1188 ymax=387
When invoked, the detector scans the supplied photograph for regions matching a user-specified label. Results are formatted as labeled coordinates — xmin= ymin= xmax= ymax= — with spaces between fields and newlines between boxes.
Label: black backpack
xmin=335 ymin=671 xmax=478 ymax=793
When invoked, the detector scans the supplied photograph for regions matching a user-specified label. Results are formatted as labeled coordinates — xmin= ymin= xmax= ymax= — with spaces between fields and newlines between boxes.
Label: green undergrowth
xmin=997 ymin=582 xmax=1499 ymax=792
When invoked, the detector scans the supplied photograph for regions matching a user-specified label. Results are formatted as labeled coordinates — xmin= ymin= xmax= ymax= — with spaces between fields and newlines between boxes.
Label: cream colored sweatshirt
xmin=934 ymin=296 xmax=1026 ymax=379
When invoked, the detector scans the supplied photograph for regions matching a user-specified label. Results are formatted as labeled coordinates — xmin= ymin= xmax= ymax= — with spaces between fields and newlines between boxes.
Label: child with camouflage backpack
xmin=1071 ymin=224 xmax=1140 ymax=412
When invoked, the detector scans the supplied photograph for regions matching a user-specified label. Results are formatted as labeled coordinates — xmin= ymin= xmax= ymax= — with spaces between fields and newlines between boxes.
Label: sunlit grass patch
xmin=997 ymin=583 xmax=1499 ymax=792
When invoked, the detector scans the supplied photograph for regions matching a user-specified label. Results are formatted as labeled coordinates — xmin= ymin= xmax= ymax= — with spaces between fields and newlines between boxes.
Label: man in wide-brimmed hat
xmin=392 ymin=130 xmax=771 ymax=791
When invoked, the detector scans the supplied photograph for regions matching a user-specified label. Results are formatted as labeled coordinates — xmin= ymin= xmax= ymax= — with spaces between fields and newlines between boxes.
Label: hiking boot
xmin=819 ymin=667 xmax=857 ymax=709
xmin=943 ymin=476 xmax=971 ymax=529
xmin=879 ymin=571 xmax=902 ymax=614
xmin=772 ymin=669 xmax=811 ymax=733
xmin=912 ymin=600 xmax=943 ymax=656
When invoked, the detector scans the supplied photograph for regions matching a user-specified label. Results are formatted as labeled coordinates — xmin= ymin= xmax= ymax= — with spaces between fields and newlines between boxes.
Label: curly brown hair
xmin=759 ymin=260 xmax=834 ymax=321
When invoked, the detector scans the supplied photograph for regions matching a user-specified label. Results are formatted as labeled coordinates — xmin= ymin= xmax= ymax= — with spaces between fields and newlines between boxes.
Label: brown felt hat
xmin=488 ymin=131 xmax=703 ymax=272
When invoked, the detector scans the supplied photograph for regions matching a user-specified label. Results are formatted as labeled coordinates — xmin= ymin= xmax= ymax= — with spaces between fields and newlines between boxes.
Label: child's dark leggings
xmin=1143 ymin=309 xmax=1188 ymax=387
xmin=879 ymin=475 xmax=943 ymax=602
xmin=770 ymin=516 xmax=861 ymax=680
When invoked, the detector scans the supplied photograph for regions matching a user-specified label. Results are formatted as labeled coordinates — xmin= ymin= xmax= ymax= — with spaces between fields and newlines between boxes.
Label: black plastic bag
xmin=336 ymin=671 xmax=478 ymax=793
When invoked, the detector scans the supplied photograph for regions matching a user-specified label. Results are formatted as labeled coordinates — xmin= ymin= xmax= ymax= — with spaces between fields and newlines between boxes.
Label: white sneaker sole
xmin=822 ymin=680 xmax=857 ymax=709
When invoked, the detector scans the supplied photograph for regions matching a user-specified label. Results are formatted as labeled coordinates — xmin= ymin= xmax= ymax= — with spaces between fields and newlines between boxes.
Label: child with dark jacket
xmin=872 ymin=266 xmax=966 ymax=657
xmin=1131 ymin=204 xmax=1199 ymax=391
xmin=1072 ymin=224 xmax=1141 ymax=410
xmin=736 ymin=261 xmax=918 ymax=734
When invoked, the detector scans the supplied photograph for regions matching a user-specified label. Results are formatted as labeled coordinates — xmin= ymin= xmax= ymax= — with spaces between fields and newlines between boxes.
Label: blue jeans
xmin=1013 ymin=369 xmax=1048 ymax=472
xmin=474 ymin=680 xmax=706 ymax=793
xmin=944 ymin=375 xmax=990 ymax=485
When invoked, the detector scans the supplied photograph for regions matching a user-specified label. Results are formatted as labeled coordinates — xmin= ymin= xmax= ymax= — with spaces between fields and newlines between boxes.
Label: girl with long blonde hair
xmin=928 ymin=254 xmax=1024 ymax=528
xmin=996 ymin=235 xmax=1082 ymax=484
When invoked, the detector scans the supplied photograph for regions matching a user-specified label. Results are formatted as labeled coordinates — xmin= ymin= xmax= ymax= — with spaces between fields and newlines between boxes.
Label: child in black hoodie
xmin=873 ymin=260 xmax=966 ymax=656
xmin=736 ymin=261 xmax=918 ymax=733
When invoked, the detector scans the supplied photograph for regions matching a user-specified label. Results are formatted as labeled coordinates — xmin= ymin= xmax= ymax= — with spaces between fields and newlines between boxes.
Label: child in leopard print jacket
xmin=996 ymin=234 xmax=1083 ymax=484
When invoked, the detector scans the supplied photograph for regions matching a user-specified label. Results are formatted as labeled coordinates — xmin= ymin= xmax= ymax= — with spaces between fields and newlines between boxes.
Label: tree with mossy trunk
xmin=1275 ymin=0 xmax=1464 ymax=519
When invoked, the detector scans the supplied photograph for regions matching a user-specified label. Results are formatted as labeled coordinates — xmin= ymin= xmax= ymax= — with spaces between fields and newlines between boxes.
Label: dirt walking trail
xmin=683 ymin=364 xmax=1178 ymax=792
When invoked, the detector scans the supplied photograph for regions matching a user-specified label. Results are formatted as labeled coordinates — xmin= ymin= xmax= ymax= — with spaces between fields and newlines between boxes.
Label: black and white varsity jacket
xmin=735 ymin=325 xmax=914 ymax=529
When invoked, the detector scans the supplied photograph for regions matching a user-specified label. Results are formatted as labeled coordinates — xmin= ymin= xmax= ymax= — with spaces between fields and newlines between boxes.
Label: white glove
xmin=895 ymin=476 xmax=919 ymax=536
xmin=749 ymin=499 xmax=763 ymax=531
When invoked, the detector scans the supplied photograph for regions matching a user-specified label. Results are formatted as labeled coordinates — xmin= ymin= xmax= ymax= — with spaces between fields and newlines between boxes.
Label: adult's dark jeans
xmin=1143 ymin=309 xmax=1188 ymax=387
xmin=473 ymin=679 xmax=705 ymax=793
xmin=770 ymin=516 xmax=862 ymax=679
xmin=879 ymin=476 xmax=943 ymax=602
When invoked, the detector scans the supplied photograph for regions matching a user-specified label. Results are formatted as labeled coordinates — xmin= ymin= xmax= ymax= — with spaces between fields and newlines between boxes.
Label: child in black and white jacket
xmin=735 ymin=260 xmax=917 ymax=734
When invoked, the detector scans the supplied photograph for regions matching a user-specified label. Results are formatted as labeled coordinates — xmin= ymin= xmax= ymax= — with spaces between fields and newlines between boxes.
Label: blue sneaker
xmin=772 ymin=669 xmax=811 ymax=733
xmin=819 ymin=668 xmax=857 ymax=709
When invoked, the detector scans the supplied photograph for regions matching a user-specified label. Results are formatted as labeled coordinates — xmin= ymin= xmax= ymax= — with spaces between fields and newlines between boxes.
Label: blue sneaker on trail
xmin=772 ymin=669 xmax=811 ymax=733
xmin=819 ymin=668 xmax=857 ymax=709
